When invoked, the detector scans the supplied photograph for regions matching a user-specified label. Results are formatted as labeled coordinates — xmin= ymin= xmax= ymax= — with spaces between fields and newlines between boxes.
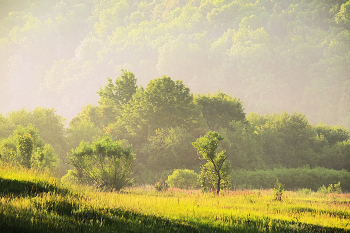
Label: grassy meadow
xmin=0 ymin=163 xmax=349 ymax=233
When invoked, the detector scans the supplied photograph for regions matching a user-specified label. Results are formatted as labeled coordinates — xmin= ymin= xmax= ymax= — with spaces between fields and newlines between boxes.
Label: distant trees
xmin=72 ymin=72 xmax=350 ymax=186
xmin=1 ymin=0 xmax=350 ymax=131
xmin=1 ymin=67 xmax=350 ymax=190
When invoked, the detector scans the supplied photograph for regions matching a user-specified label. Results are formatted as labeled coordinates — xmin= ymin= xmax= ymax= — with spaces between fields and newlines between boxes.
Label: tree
xmin=0 ymin=114 xmax=15 ymax=139
xmin=98 ymin=70 xmax=137 ymax=107
xmin=6 ymin=107 xmax=66 ymax=160
xmin=66 ymin=119 xmax=99 ymax=151
xmin=0 ymin=125 xmax=58 ymax=170
xmin=195 ymin=91 xmax=245 ymax=130
xmin=67 ymin=134 xmax=135 ymax=190
xmin=192 ymin=131 xmax=230 ymax=194
xmin=119 ymin=76 xmax=203 ymax=152
xmin=124 ymin=76 xmax=201 ymax=132
xmin=141 ymin=127 xmax=197 ymax=172
xmin=97 ymin=70 xmax=138 ymax=126
xmin=18 ymin=133 xmax=34 ymax=168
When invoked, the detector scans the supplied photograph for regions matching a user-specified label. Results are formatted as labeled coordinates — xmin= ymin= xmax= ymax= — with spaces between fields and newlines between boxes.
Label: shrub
xmin=298 ymin=188 xmax=312 ymax=196
xmin=317 ymin=185 xmax=328 ymax=194
xmin=154 ymin=181 xmax=168 ymax=191
xmin=274 ymin=180 xmax=284 ymax=201
xmin=166 ymin=169 xmax=199 ymax=189
xmin=327 ymin=182 xmax=342 ymax=194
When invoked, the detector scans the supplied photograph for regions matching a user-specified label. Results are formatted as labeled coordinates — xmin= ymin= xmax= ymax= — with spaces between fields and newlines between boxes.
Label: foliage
xmin=192 ymin=131 xmax=231 ymax=194
xmin=141 ymin=127 xmax=197 ymax=172
xmin=166 ymin=169 xmax=199 ymax=189
xmin=67 ymin=134 xmax=135 ymax=190
xmin=2 ymin=0 xmax=350 ymax=183
xmin=231 ymin=167 xmax=350 ymax=192
xmin=273 ymin=180 xmax=284 ymax=201
xmin=123 ymin=76 xmax=202 ymax=134
xmin=4 ymin=108 xmax=66 ymax=173
xmin=154 ymin=181 xmax=168 ymax=192
xmin=1 ymin=0 xmax=350 ymax=132
xmin=195 ymin=91 xmax=245 ymax=131
xmin=98 ymin=69 xmax=137 ymax=107
xmin=317 ymin=182 xmax=342 ymax=195
xmin=17 ymin=133 xmax=34 ymax=168
xmin=0 ymin=125 xmax=58 ymax=170
xmin=328 ymin=182 xmax=342 ymax=194
xmin=97 ymin=70 xmax=138 ymax=127
xmin=66 ymin=119 xmax=99 ymax=151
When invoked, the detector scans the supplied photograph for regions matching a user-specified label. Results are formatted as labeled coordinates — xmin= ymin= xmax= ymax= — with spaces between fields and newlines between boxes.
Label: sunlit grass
xmin=1 ymin=163 xmax=349 ymax=232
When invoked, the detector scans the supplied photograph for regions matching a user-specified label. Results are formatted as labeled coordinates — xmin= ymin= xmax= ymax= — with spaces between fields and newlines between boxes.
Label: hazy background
xmin=1 ymin=0 xmax=349 ymax=128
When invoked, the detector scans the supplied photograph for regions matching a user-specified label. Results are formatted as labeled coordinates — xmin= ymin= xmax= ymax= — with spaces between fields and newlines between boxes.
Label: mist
xmin=0 ymin=0 xmax=349 ymax=129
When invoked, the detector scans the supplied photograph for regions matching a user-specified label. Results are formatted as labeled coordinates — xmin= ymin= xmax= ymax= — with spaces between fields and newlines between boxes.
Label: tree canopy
xmin=1 ymin=0 xmax=349 ymax=130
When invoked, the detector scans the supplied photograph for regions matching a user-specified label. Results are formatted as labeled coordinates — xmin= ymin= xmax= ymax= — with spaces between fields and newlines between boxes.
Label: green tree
xmin=195 ymin=91 xmax=245 ymax=130
xmin=67 ymin=134 xmax=135 ymax=190
xmin=18 ymin=133 xmax=34 ymax=168
xmin=0 ymin=114 xmax=15 ymax=139
xmin=120 ymin=76 xmax=202 ymax=149
xmin=6 ymin=107 xmax=66 ymax=160
xmin=97 ymin=70 xmax=138 ymax=126
xmin=335 ymin=1 xmax=350 ymax=29
xmin=141 ymin=127 xmax=197 ymax=172
xmin=135 ymin=76 xmax=201 ymax=131
xmin=98 ymin=69 xmax=137 ymax=107
xmin=66 ymin=119 xmax=100 ymax=151
xmin=192 ymin=131 xmax=230 ymax=194
xmin=0 ymin=125 xmax=58 ymax=170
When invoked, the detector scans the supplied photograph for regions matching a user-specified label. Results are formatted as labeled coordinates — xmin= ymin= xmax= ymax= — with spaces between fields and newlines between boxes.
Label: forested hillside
xmin=1 ymin=0 xmax=350 ymax=129
xmin=1 ymin=71 xmax=349 ymax=186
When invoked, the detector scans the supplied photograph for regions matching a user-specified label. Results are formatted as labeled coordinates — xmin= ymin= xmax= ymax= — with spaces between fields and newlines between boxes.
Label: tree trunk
xmin=216 ymin=173 xmax=221 ymax=195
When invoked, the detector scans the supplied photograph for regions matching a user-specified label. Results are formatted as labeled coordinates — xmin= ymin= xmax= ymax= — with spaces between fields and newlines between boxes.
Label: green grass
xmin=1 ymin=163 xmax=350 ymax=233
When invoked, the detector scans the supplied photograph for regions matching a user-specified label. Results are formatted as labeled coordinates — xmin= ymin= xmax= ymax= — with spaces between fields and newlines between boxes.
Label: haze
xmin=0 ymin=0 xmax=349 ymax=128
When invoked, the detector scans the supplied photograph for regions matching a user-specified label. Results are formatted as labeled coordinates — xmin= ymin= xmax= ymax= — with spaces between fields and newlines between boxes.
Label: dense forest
xmin=1 ymin=70 xmax=349 ymax=187
xmin=0 ymin=0 xmax=350 ymax=128
xmin=0 ymin=0 xmax=350 ymax=188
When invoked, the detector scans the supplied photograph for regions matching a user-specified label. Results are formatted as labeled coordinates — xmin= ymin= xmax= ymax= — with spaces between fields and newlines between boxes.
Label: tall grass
xmin=1 ymin=163 xmax=350 ymax=232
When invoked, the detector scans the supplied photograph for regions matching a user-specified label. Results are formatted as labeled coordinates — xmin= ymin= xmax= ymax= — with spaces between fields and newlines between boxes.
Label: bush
xmin=318 ymin=182 xmax=342 ymax=194
xmin=297 ymin=188 xmax=312 ymax=196
xmin=154 ymin=181 xmax=168 ymax=191
xmin=166 ymin=169 xmax=199 ymax=189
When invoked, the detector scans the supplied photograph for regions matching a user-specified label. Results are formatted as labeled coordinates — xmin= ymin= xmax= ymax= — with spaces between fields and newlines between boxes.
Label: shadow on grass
xmin=0 ymin=178 xmax=347 ymax=233
xmin=1 ymin=200 xmax=347 ymax=233
xmin=0 ymin=177 xmax=70 ymax=197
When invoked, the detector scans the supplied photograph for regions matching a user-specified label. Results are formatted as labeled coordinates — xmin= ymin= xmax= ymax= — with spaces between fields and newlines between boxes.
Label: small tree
xmin=192 ymin=131 xmax=231 ymax=194
xmin=68 ymin=134 xmax=135 ymax=190
xmin=274 ymin=180 xmax=284 ymax=201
